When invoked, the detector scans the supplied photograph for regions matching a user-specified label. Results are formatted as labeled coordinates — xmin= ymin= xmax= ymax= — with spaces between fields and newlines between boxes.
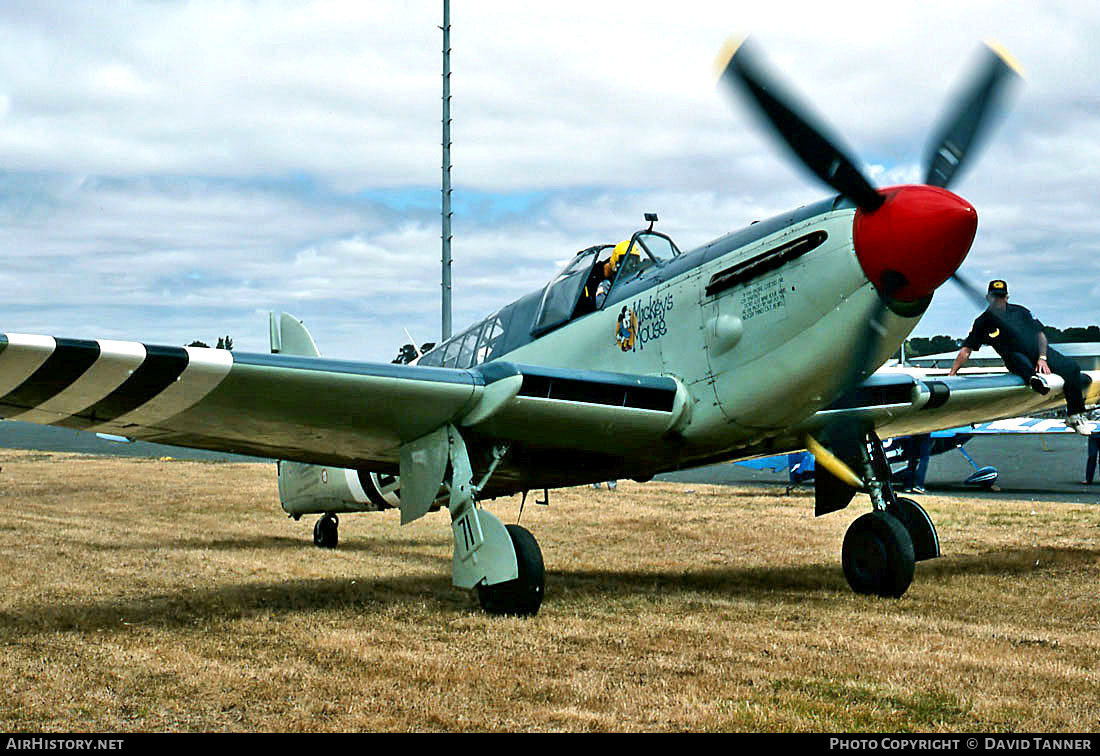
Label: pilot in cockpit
xmin=585 ymin=240 xmax=638 ymax=309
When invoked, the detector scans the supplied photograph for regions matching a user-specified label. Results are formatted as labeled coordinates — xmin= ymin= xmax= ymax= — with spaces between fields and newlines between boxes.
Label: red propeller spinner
xmin=852 ymin=185 xmax=978 ymax=303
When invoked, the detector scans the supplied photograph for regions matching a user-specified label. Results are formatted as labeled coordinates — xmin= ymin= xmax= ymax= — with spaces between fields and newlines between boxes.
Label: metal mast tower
xmin=440 ymin=0 xmax=453 ymax=341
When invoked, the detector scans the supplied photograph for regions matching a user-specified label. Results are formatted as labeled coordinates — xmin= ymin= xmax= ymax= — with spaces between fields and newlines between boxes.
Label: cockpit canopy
xmin=417 ymin=225 xmax=681 ymax=369
xmin=531 ymin=229 xmax=681 ymax=335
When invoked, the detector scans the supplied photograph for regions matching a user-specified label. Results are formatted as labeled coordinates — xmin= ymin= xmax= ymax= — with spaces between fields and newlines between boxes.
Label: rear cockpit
xmin=415 ymin=309 xmax=506 ymax=369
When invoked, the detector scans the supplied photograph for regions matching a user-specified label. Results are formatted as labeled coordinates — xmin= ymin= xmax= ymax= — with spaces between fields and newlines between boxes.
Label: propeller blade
xmin=805 ymin=435 xmax=865 ymax=490
xmin=808 ymin=272 xmax=907 ymax=486
xmin=716 ymin=37 xmax=884 ymax=212
xmin=951 ymin=270 xmax=990 ymax=310
xmin=924 ymin=42 xmax=1023 ymax=189
xmin=841 ymin=270 xmax=908 ymax=398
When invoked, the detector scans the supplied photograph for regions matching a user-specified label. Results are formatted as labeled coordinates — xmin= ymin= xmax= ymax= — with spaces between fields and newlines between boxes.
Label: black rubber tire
xmin=477 ymin=524 xmax=545 ymax=617
xmin=313 ymin=514 xmax=339 ymax=549
xmin=842 ymin=511 xmax=915 ymax=598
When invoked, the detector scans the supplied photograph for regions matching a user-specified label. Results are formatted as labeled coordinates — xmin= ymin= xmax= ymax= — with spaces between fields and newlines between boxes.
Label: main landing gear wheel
xmin=313 ymin=513 xmax=339 ymax=549
xmin=842 ymin=511 xmax=915 ymax=598
xmin=477 ymin=524 xmax=545 ymax=617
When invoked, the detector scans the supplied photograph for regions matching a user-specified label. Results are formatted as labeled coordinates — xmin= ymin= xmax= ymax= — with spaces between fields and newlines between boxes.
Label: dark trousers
xmin=1088 ymin=433 xmax=1100 ymax=484
xmin=904 ymin=434 xmax=932 ymax=488
xmin=1002 ymin=348 xmax=1085 ymax=415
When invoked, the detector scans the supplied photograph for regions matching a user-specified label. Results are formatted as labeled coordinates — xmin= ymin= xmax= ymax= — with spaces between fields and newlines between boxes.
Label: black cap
xmin=987 ymin=279 xmax=1008 ymax=297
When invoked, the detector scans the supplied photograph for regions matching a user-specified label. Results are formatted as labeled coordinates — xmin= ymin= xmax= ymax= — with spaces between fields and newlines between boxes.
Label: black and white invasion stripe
xmin=0 ymin=333 xmax=232 ymax=431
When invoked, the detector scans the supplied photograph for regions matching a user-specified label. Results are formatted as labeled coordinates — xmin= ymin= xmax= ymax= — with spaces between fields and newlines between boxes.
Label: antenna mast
xmin=440 ymin=0 xmax=453 ymax=341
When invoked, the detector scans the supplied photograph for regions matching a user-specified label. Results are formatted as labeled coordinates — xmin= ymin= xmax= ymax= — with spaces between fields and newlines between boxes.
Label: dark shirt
xmin=574 ymin=261 xmax=604 ymax=317
xmin=962 ymin=303 xmax=1044 ymax=360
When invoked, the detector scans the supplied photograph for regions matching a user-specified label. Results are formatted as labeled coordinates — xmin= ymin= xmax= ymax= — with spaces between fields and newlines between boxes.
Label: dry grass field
xmin=0 ymin=450 xmax=1097 ymax=732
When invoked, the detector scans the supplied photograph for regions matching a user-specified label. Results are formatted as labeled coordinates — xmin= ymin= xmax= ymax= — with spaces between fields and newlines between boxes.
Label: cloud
xmin=0 ymin=1 xmax=1098 ymax=361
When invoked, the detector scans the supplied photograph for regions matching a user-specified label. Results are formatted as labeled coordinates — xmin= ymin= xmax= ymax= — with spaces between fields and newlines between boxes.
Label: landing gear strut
xmin=447 ymin=433 xmax=544 ymax=617
xmin=831 ymin=432 xmax=940 ymax=598
xmin=399 ymin=426 xmax=544 ymax=616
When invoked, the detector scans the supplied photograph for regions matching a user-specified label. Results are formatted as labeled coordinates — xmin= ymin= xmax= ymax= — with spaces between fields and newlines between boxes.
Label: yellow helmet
xmin=610 ymin=240 xmax=637 ymax=268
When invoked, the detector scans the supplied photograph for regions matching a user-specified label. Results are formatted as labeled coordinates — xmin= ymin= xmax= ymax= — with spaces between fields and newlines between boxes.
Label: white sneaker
xmin=1066 ymin=414 xmax=1091 ymax=435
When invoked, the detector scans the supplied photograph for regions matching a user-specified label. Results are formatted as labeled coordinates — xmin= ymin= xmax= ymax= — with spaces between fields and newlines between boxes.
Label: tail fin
xmin=269 ymin=312 xmax=320 ymax=357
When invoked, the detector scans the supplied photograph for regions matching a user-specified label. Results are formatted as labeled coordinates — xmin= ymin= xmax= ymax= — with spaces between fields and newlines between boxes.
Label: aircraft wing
xmin=0 ymin=333 xmax=687 ymax=471
xmin=795 ymin=370 xmax=1099 ymax=442
xmin=931 ymin=417 xmax=1097 ymax=436
xmin=734 ymin=455 xmax=801 ymax=473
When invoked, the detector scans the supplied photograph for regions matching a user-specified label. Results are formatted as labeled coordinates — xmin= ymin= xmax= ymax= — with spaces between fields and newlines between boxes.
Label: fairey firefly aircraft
xmin=2 ymin=41 xmax=1098 ymax=616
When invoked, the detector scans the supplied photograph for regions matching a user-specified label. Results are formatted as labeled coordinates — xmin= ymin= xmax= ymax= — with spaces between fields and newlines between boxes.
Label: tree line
xmin=904 ymin=325 xmax=1100 ymax=358
xmin=187 ymin=336 xmax=234 ymax=350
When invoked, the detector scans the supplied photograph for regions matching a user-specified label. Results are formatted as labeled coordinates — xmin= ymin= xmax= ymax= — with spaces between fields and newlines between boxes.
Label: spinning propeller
xmin=715 ymin=38 xmax=1023 ymax=488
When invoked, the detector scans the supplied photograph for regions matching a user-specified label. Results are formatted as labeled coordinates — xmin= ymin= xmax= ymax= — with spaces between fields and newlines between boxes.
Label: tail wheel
xmin=842 ymin=511 xmax=915 ymax=598
xmin=313 ymin=513 xmax=339 ymax=549
xmin=477 ymin=524 xmax=545 ymax=617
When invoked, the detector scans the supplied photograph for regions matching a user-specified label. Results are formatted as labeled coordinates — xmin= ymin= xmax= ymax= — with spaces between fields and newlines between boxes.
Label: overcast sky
xmin=1 ymin=1 xmax=1097 ymax=361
